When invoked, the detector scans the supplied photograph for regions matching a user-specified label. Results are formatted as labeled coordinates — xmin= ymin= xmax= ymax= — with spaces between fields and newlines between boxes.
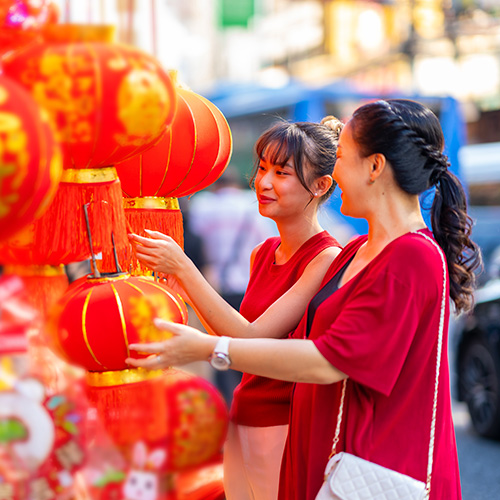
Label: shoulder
xmin=377 ymin=231 xmax=446 ymax=293
xmin=387 ymin=231 xmax=444 ymax=269
xmin=249 ymin=237 xmax=279 ymax=269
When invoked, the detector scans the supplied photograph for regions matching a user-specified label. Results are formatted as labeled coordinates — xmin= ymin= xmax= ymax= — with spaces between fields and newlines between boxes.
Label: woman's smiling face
xmin=255 ymin=144 xmax=314 ymax=221
xmin=333 ymin=120 xmax=372 ymax=219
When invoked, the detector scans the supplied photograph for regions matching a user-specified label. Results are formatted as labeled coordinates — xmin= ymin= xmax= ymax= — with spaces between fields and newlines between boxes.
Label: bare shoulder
xmin=249 ymin=241 xmax=265 ymax=272
xmin=304 ymin=245 xmax=342 ymax=273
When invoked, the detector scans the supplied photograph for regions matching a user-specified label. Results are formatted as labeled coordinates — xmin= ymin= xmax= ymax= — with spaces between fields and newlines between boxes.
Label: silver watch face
xmin=211 ymin=353 xmax=231 ymax=371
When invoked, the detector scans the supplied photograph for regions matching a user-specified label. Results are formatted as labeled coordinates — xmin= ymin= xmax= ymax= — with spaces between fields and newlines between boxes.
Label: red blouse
xmin=279 ymin=229 xmax=461 ymax=500
xmin=231 ymin=231 xmax=341 ymax=427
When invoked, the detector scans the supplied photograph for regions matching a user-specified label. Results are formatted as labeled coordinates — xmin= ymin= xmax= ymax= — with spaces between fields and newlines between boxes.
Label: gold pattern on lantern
xmin=0 ymin=112 xmax=29 ymax=217
xmin=116 ymin=68 xmax=170 ymax=145
xmin=128 ymin=293 xmax=175 ymax=343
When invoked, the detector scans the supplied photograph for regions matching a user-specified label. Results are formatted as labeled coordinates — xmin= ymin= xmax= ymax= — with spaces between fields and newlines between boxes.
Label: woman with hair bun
xmin=128 ymin=116 xmax=344 ymax=500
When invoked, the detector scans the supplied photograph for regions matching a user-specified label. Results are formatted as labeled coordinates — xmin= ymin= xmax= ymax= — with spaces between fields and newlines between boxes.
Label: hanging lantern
xmin=85 ymin=368 xmax=228 ymax=474
xmin=115 ymin=86 xmax=231 ymax=273
xmin=0 ymin=74 xmax=62 ymax=244
xmin=2 ymin=25 xmax=177 ymax=268
xmin=47 ymin=274 xmax=188 ymax=372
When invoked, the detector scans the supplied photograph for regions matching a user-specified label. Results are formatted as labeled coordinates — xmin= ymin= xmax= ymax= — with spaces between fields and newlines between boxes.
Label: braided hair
xmin=350 ymin=99 xmax=481 ymax=313
xmin=250 ymin=116 xmax=343 ymax=205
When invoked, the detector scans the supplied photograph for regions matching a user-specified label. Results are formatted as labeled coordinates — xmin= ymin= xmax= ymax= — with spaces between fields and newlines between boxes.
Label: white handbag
xmin=315 ymin=232 xmax=447 ymax=500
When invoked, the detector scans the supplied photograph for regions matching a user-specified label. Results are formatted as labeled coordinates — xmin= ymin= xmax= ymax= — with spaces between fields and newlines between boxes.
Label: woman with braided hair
xmin=128 ymin=99 xmax=480 ymax=499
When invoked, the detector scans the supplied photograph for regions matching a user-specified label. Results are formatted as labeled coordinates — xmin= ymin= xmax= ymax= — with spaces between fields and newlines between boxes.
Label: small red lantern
xmin=47 ymin=274 xmax=188 ymax=372
xmin=2 ymin=25 xmax=177 ymax=267
xmin=85 ymin=368 xmax=228 ymax=472
xmin=0 ymin=75 xmax=62 ymax=243
xmin=115 ymin=85 xmax=231 ymax=273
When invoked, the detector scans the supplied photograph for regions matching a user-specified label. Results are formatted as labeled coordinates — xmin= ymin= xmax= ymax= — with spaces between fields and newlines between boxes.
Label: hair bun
xmin=320 ymin=115 xmax=343 ymax=137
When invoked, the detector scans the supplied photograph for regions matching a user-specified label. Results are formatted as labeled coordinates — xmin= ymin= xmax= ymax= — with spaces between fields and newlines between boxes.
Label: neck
xmin=365 ymin=194 xmax=426 ymax=246
xmin=274 ymin=213 xmax=323 ymax=262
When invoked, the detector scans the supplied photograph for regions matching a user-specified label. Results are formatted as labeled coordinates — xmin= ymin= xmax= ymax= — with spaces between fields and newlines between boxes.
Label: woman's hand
xmin=125 ymin=319 xmax=216 ymax=370
xmin=128 ymin=230 xmax=189 ymax=276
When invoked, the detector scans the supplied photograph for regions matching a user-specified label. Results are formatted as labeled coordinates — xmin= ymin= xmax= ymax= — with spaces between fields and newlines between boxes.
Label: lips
xmin=258 ymin=195 xmax=275 ymax=204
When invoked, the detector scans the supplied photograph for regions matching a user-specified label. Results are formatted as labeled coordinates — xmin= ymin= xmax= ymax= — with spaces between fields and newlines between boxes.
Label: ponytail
xmin=431 ymin=169 xmax=482 ymax=314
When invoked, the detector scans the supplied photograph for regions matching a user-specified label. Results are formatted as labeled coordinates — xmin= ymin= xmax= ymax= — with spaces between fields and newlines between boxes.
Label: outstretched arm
xmin=129 ymin=230 xmax=341 ymax=339
xmin=127 ymin=320 xmax=347 ymax=385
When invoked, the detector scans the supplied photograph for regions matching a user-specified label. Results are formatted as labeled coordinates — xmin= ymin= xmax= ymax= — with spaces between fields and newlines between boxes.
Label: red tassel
xmin=33 ymin=173 xmax=129 ymax=270
xmin=117 ymin=199 xmax=184 ymax=275
xmin=3 ymin=265 xmax=69 ymax=319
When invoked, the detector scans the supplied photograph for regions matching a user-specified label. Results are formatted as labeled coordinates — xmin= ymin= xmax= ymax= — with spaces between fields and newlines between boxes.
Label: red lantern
xmin=0 ymin=75 xmax=62 ymax=243
xmin=2 ymin=25 xmax=177 ymax=267
xmin=47 ymin=274 xmax=188 ymax=372
xmin=85 ymin=368 xmax=228 ymax=472
xmin=115 ymin=86 xmax=231 ymax=273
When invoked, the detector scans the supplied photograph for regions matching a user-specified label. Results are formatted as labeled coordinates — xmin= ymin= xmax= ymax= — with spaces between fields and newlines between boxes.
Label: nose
xmin=257 ymin=169 xmax=274 ymax=191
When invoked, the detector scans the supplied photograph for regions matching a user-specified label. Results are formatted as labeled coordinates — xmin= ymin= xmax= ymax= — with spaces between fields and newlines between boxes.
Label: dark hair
xmin=250 ymin=117 xmax=343 ymax=204
xmin=350 ymin=98 xmax=482 ymax=313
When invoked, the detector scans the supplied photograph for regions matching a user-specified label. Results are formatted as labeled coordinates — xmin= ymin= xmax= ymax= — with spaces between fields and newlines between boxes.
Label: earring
xmin=368 ymin=179 xmax=375 ymax=185
xmin=314 ymin=192 xmax=318 ymax=196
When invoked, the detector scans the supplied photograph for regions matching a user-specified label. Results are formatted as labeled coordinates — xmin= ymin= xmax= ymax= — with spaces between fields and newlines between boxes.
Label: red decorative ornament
xmin=85 ymin=368 xmax=228 ymax=472
xmin=0 ymin=0 xmax=59 ymax=57
xmin=115 ymin=85 xmax=231 ymax=273
xmin=0 ymin=275 xmax=87 ymax=500
xmin=2 ymin=24 xmax=177 ymax=268
xmin=47 ymin=274 xmax=188 ymax=372
xmin=0 ymin=74 xmax=62 ymax=244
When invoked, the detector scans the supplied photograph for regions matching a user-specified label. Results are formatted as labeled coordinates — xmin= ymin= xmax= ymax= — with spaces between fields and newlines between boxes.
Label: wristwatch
xmin=209 ymin=336 xmax=232 ymax=371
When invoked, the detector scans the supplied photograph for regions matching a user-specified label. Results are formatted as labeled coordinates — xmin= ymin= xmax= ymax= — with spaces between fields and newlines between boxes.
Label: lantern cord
xmin=151 ymin=0 xmax=157 ymax=57
xmin=83 ymin=203 xmax=101 ymax=278
xmin=65 ymin=0 xmax=71 ymax=22
xmin=88 ymin=0 xmax=92 ymax=23
xmin=127 ymin=0 xmax=134 ymax=44
xmin=111 ymin=232 xmax=123 ymax=274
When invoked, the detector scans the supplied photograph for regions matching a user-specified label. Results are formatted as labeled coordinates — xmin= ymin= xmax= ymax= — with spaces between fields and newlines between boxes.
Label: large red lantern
xmin=47 ymin=274 xmax=188 ymax=372
xmin=115 ymin=86 xmax=231 ymax=273
xmin=2 ymin=25 xmax=177 ymax=268
xmin=0 ymin=74 xmax=62 ymax=243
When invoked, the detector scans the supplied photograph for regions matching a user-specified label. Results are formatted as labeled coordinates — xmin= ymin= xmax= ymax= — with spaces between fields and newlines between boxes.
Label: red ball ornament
xmin=1 ymin=25 xmax=177 ymax=268
xmin=0 ymin=74 xmax=62 ymax=243
xmin=48 ymin=274 xmax=188 ymax=372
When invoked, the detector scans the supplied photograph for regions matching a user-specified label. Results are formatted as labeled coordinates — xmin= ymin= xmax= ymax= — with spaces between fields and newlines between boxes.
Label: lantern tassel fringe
xmin=34 ymin=180 xmax=129 ymax=271
xmin=117 ymin=209 xmax=184 ymax=275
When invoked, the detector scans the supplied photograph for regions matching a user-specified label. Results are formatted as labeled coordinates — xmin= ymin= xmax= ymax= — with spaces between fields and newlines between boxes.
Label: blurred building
xmin=57 ymin=0 xmax=500 ymax=141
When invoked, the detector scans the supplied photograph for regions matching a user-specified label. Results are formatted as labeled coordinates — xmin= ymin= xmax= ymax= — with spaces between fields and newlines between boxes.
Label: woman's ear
xmin=368 ymin=153 xmax=387 ymax=183
xmin=313 ymin=175 xmax=334 ymax=198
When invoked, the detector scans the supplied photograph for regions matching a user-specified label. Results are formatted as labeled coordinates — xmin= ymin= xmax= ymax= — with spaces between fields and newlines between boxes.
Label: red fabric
xmin=279 ymin=229 xmax=461 ymax=500
xmin=231 ymin=231 xmax=341 ymax=427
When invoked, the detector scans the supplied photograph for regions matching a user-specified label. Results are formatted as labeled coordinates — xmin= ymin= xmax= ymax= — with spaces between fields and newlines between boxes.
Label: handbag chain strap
xmin=328 ymin=231 xmax=447 ymax=498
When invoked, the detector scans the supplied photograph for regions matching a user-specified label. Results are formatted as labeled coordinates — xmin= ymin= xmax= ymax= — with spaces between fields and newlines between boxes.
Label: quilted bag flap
xmin=327 ymin=453 xmax=427 ymax=500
